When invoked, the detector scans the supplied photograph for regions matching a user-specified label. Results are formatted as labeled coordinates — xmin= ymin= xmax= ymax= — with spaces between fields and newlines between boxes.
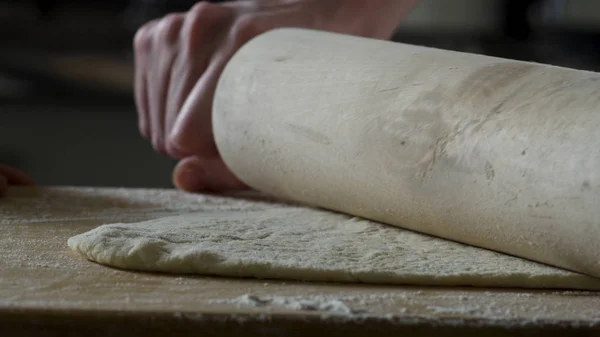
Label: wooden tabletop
xmin=2 ymin=186 xmax=600 ymax=336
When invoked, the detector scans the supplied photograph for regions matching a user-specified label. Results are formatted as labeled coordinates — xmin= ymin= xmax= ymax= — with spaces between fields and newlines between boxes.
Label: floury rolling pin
xmin=213 ymin=29 xmax=600 ymax=279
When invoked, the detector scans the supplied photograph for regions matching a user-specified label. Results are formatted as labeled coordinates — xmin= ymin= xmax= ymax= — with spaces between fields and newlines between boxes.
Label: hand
xmin=0 ymin=164 xmax=35 ymax=197
xmin=134 ymin=0 xmax=418 ymax=192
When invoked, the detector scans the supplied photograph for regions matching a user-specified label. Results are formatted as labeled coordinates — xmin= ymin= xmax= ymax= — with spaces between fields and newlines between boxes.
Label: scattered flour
xmin=211 ymin=294 xmax=355 ymax=314
xmin=426 ymin=305 xmax=482 ymax=315
xmin=209 ymin=291 xmax=425 ymax=315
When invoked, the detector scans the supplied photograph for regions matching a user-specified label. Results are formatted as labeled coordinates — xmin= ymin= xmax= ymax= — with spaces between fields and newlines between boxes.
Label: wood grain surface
xmin=1 ymin=186 xmax=600 ymax=336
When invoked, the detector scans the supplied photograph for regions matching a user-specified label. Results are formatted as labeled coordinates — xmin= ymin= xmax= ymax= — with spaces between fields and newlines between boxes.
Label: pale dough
xmin=68 ymin=201 xmax=600 ymax=290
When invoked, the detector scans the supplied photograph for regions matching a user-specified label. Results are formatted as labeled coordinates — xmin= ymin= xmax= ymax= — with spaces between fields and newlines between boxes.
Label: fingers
xmin=148 ymin=13 xmax=185 ymax=154
xmin=173 ymin=156 xmax=247 ymax=192
xmin=137 ymin=2 xmax=316 ymax=193
xmin=168 ymin=11 xmax=269 ymax=159
xmin=133 ymin=19 xmax=158 ymax=140
xmin=0 ymin=164 xmax=35 ymax=186
xmin=168 ymin=59 xmax=221 ymax=159
xmin=164 ymin=3 xmax=234 ymax=159
xmin=163 ymin=56 xmax=206 ymax=159
xmin=134 ymin=2 xmax=236 ymax=157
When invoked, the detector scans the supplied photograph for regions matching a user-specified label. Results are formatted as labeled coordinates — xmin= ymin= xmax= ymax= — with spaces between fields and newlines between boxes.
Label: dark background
xmin=2 ymin=0 xmax=599 ymax=188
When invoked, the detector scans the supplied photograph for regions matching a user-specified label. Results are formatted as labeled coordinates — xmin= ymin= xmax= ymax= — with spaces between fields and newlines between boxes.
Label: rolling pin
xmin=213 ymin=29 xmax=600 ymax=279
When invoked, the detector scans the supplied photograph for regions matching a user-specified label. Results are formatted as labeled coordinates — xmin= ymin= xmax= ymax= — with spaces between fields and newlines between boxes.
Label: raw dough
xmin=68 ymin=201 xmax=600 ymax=290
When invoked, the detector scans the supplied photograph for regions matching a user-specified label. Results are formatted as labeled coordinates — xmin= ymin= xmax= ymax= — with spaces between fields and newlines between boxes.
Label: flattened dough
xmin=68 ymin=202 xmax=600 ymax=290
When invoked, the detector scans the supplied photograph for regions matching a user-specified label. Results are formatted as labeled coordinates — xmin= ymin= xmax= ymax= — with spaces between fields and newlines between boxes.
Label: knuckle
xmin=165 ymin=139 xmax=187 ymax=159
xmin=133 ymin=24 xmax=154 ymax=52
xmin=182 ymin=3 xmax=218 ymax=50
xmin=163 ymin=13 xmax=183 ymax=24
xmin=155 ymin=14 xmax=184 ymax=45
xmin=168 ymin=124 xmax=208 ymax=156
xmin=230 ymin=15 xmax=263 ymax=47
xmin=170 ymin=129 xmax=214 ymax=157
xmin=190 ymin=1 xmax=215 ymax=17
xmin=182 ymin=2 xmax=233 ymax=50
xmin=167 ymin=129 xmax=186 ymax=153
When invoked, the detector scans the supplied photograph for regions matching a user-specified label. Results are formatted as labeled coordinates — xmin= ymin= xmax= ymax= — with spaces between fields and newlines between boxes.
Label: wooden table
xmin=2 ymin=186 xmax=600 ymax=336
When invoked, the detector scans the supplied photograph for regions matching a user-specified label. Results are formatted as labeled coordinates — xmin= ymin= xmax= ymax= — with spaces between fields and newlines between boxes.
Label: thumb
xmin=173 ymin=156 xmax=247 ymax=192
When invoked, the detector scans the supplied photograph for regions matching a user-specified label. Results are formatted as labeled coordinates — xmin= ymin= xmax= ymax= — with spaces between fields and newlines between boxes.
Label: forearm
xmin=321 ymin=0 xmax=420 ymax=39
xmin=248 ymin=0 xmax=420 ymax=40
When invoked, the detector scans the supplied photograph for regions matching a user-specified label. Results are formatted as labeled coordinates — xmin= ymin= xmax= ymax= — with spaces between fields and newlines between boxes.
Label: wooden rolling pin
xmin=213 ymin=29 xmax=600 ymax=279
